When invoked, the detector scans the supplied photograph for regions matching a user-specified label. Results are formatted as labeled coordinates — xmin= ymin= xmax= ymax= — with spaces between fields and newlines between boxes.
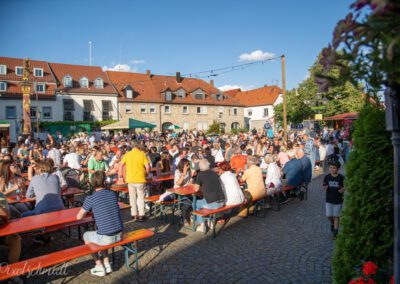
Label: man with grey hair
xmin=239 ymin=155 xmax=265 ymax=217
xmin=296 ymin=148 xmax=312 ymax=184
xmin=283 ymin=149 xmax=303 ymax=188
xmin=193 ymin=159 xmax=225 ymax=232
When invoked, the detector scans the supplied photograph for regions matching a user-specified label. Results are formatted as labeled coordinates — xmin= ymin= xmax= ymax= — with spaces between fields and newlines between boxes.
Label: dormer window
xmin=192 ymin=88 xmax=205 ymax=100
xmin=194 ymin=93 xmax=204 ymax=100
xmin=80 ymin=77 xmax=89 ymax=88
xmin=94 ymin=77 xmax=103 ymax=89
xmin=176 ymin=88 xmax=186 ymax=98
xmin=15 ymin=66 xmax=23 ymax=76
xmin=0 ymin=65 xmax=7 ymax=75
xmin=33 ymin=68 xmax=43 ymax=77
xmin=165 ymin=91 xmax=172 ymax=101
xmin=35 ymin=83 xmax=46 ymax=93
xmin=63 ymin=75 xmax=73 ymax=87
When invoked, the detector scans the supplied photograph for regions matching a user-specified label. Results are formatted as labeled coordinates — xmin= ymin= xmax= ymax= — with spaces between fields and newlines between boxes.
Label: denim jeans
xmin=195 ymin=199 xmax=223 ymax=223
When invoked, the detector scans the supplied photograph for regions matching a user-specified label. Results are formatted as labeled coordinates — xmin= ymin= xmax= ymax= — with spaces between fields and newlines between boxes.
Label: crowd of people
xmin=0 ymin=126 xmax=348 ymax=279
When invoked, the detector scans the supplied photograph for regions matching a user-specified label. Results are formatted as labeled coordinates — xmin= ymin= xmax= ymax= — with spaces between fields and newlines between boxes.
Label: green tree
xmin=332 ymin=105 xmax=393 ymax=283
xmin=206 ymin=120 xmax=221 ymax=134
xmin=274 ymin=54 xmax=365 ymax=125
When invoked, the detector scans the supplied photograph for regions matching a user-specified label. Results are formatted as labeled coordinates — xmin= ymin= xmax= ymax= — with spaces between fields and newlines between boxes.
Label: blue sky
xmin=0 ymin=0 xmax=352 ymax=90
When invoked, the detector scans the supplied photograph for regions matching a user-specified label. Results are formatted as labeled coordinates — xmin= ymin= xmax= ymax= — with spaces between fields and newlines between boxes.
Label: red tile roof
xmin=226 ymin=85 xmax=282 ymax=107
xmin=107 ymin=71 xmax=243 ymax=106
xmin=0 ymin=56 xmax=56 ymax=97
xmin=224 ymin=88 xmax=242 ymax=97
xmin=324 ymin=112 xmax=358 ymax=121
xmin=49 ymin=62 xmax=117 ymax=95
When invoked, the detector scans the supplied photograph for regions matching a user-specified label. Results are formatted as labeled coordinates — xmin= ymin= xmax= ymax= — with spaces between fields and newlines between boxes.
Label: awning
xmin=324 ymin=112 xmax=358 ymax=121
xmin=101 ymin=119 xmax=130 ymax=130
xmin=167 ymin=124 xmax=181 ymax=130
xmin=128 ymin=118 xmax=156 ymax=129
xmin=0 ymin=120 xmax=11 ymax=129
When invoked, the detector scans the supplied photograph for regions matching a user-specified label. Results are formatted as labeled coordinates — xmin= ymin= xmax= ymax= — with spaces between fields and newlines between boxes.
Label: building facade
xmin=107 ymin=71 xmax=244 ymax=132
xmin=225 ymin=86 xmax=282 ymax=130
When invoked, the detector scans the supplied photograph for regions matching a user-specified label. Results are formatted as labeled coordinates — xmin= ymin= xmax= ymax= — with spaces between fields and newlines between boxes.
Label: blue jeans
xmin=195 ymin=199 xmax=223 ymax=223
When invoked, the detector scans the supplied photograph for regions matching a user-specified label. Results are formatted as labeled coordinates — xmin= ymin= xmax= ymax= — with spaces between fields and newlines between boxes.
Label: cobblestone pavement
xmin=11 ymin=170 xmax=334 ymax=284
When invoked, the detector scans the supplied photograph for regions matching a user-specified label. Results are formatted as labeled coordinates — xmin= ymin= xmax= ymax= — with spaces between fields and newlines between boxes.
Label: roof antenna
xmin=89 ymin=41 xmax=92 ymax=66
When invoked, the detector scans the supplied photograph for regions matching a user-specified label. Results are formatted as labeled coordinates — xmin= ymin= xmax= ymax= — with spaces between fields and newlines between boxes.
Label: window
xmin=102 ymin=100 xmax=113 ymax=120
xmin=15 ymin=66 xmax=23 ymax=76
xmin=197 ymin=122 xmax=208 ymax=130
xmin=30 ymin=107 xmax=37 ymax=118
xmin=176 ymin=89 xmax=186 ymax=98
xmin=196 ymin=106 xmax=207 ymax=114
xmin=83 ymin=100 xmax=94 ymax=121
xmin=63 ymin=99 xmax=75 ymax=121
xmin=165 ymin=91 xmax=172 ymax=101
xmin=0 ymin=65 xmax=6 ymax=75
xmin=42 ymin=106 xmax=52 ymax=119
xmin=182 ymin=106 xmax=189 ymax=114
xmin=80 ymin=77 xmax=89 ymax=88
xmin=233 ymin=108 xmax=238 ymax=116
xmin=247 ymin=109 xmax=252 ymax=116
xmin=126 ymin=89 xmax=133 ymax=99
xmin=149 ymin=104 xmax=156 ymax=113
xmin=263 ymin=108 xmax=269 ymax=117
xmin=218 ymin=107 xmax=224 ymax=114
xmin=5 ymin=106 xmax=16 ymax=119
xmin=140 ymin=104 xmax=147 ymax=114
xmin=63 ymin=75 xmax=73 ymax=87
xmin=94 ymin=78 xmax=103 ymax=88
xmin=35 ymin=83 xmax=46 ymax=93
xmin=183 ymin=122 xmax=189 ymax=130
xmin=125 ymin=103 xmax=133 ymax=113
xmin=0 ymin=82 xmax=7 ymax=91
xmin=194 ymin=93 xmax=204 ymax=100
xmin=164 ymin=105 xmax=170 ymax=113
xmin=33 ymin=68 xmax=43 ymax=77
xmin=231 ymin=122 xmax=240 ymax=130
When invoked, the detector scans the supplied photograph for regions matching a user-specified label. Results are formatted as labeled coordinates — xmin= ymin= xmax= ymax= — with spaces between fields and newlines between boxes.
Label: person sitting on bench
xmin=193 ymin=159 xmax=225 ymax=232
xmin=77 ymin=170 xmax=124 ymax=277
xmin=238 ymin=156 xmax=265 ymax=217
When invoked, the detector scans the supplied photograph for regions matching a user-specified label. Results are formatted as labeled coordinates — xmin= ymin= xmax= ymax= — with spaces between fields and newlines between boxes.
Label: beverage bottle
xmin=16 ymin=189 xmax=21 ymax=201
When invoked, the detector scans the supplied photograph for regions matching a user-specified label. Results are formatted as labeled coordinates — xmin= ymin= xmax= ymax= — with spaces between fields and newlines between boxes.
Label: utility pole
xmin=281 ymin=55 xmax=287 ymax=143
xmin=89 ymin=41 xmax=92 ymax=66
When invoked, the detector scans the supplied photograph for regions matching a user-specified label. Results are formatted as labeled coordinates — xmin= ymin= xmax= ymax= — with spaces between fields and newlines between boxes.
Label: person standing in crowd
xmin=119 ymin=141 xmax=150 ymax=222
xmin=323 ymin=162 xmax=345 ymax=239
xmin=77 ymin=171 xmax=123 ymax=277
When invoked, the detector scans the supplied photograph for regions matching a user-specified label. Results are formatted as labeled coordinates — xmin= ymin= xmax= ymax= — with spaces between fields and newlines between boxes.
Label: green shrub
xmin=333 ymin=105 xmax=393 ymax=283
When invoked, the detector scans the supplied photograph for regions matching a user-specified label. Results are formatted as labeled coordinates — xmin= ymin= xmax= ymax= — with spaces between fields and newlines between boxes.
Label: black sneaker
xmin=299 ymin=191 xmax=305 ymax=201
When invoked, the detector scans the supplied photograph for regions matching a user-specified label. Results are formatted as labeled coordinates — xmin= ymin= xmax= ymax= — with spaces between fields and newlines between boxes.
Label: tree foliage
xmin=274 ymin=54 xmax=365 ymax=125
xmin=333 ymin=105 xmax=393 ymax=283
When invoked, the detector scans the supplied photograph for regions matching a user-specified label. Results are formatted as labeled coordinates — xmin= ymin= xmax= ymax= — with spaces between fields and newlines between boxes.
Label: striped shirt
xmin=83 ymin=189 xmax=123 ymax=236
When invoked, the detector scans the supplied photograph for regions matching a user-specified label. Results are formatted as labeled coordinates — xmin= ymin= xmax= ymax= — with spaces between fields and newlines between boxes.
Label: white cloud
xmin=129 ymin=59 xmax=146 ymax=64
xmin=218 ymin=84 xmax=257 ymax=91
xmin=238 ymin=50 xmax=276 ymax=62
xmin=102 ymin=64 xmax=138 ymax=72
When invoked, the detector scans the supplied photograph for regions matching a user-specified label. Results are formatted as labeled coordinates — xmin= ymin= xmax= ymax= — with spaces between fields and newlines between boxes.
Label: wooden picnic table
xmin=167 ymin=184 xmax=198 ymax=231
xmin=0 ymin=202 xmax=129 ymax=237
xmin=7 ymin=197 xmax=35 ymax=205
xmin=62 ymin=187 xmax=84 ymax=196
xmin=20 ymin=173 xmax=28 ymax=178
xmin=152 ymin=174 xmax=174 ymax=183
xmin=7 ymin=187 xmax=84 ymax=205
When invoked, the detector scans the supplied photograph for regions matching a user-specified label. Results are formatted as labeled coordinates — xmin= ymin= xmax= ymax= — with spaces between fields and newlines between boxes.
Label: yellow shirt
xmin=121 ymin=148 xmax=149 ymax=184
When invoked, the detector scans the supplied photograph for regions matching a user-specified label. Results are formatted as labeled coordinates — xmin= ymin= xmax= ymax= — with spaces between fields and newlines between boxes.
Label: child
xmin=77 ymin=170 xmax=123 ymax=277
xmin=323 ymin=162 xmax=345 ymax=239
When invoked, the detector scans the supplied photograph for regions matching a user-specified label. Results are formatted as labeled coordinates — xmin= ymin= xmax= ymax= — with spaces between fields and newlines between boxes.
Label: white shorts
xmin=325 ymin=203 xmax=342 ymax=217
xmin=83 ymin=231 xmax=122 ymax=246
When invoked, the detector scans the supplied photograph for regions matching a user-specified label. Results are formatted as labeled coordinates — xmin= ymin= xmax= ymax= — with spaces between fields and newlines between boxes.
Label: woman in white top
xmin=212 ymin=143 xmax=224 ymax=164
xmin=264 ymin=154 xmax=282 ymax=195
xmin=159 ymin=158 xmax=191 ymax=201
xmin=218 ymin=161 xmax=244 ymax=206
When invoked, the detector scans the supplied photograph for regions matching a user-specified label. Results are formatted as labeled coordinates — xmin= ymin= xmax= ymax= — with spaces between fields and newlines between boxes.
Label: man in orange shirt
xmin=229 ymin=146 xmax=247 ymax=175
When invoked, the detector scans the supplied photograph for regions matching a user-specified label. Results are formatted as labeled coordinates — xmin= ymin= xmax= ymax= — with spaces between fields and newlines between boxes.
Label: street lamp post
xmin=384 ymin=85 xmax=400 ymax=284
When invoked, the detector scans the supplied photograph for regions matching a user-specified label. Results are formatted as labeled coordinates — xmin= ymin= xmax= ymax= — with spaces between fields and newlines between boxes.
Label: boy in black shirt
xmin=323 ymin=162 xmax=345 ymax=239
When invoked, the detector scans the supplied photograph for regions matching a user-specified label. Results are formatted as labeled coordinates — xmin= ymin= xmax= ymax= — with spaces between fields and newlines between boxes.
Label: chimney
xmin=176 ymin=72 xmax=182 ymax=83
xmin=146 ymin=70 xmax=152 ymax=79
xmin=210 ymin=79 xmax=214 ymax=87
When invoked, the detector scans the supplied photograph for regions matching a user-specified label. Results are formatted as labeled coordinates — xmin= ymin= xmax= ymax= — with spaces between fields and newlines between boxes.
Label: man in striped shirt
xmin=77 ymin=171 xmax=123 ymax=277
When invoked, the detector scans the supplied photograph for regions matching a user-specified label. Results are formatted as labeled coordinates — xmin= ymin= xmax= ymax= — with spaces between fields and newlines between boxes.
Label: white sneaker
xmin=104 ymin=263 xmax=113 ymax=274
xmin=90 ymin=265 xmax=106 ymax=277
